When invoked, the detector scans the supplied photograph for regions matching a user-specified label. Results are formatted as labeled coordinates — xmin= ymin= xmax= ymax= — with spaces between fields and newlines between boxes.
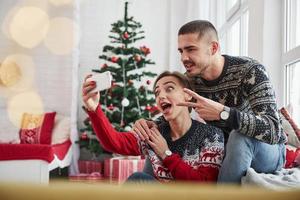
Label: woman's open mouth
xmin=160 ymin=102 xmax=172 ymax=114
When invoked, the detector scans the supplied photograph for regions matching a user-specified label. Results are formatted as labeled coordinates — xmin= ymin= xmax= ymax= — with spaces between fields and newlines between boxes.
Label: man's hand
xmin=82 ymin=74 xmax=100 ymax=112
xmin=132 ymin=119 xmax=158 ymax=141
xmin=177 ymin=88 xmax=224 ymax=121
xmin=147 ymin=127 xmax=170 ymax=160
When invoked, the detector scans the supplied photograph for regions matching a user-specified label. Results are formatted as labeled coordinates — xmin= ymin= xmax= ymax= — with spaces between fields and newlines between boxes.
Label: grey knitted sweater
xmin=191 ymin=55 xmax=287 ymax=145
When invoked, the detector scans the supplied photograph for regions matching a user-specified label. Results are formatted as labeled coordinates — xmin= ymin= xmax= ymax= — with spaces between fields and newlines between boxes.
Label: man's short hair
xmin=178 ymin=20 xmax=219 ymax=41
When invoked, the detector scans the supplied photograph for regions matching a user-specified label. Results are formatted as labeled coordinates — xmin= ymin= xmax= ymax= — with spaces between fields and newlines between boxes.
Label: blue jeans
xmin=218 ymin=130 xmax=286 ymax=183
xmin=126 ymin=172 xmax=157 ymax=183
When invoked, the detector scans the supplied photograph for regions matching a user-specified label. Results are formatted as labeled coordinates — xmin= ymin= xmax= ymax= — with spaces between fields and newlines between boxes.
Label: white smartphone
xmin=89 ymin=71 xmax=112 ymax=92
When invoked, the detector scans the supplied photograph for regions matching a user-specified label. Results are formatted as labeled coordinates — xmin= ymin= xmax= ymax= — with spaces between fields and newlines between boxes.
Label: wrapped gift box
xmin=78 ymin=160 xmax=103 ymax=174
xmin=69 ymin=172 xmax=104 ymax=182
xmin=104 ymin=156 xmax=145 ymax=184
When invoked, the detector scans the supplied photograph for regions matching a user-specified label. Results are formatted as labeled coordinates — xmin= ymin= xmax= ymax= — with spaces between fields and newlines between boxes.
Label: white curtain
xmin=167 ymin=0 xmax=215 ymax=72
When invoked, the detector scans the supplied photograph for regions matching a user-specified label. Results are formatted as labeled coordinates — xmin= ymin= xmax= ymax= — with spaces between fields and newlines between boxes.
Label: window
xmin=217 ymin=0 xmax=249 ymax=56
xmin=284 ymin=0 xmax=300 ymax=123
xmin=286 ymin=0 xmax=300 ymax=51
xmin=227 ymin=19 xmax=240 ymax=55
xmin=226 ymin=0 xmax=240 ymax=20
xmin=286 ymin=61 xmax=300 ymax=123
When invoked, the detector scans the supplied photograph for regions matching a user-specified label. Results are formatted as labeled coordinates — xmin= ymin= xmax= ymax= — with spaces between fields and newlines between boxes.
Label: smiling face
xmin=178 ymin=33 xmax=213 ymax=77
xmin=154 ymin=75 xmax=191 ymax=121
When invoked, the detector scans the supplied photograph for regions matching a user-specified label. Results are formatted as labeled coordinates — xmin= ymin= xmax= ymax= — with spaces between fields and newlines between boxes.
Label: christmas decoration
xmin=80 ymin=132 xmax=88 ymax=140
xmin=134 ymin=54 xmax=142 ymax=62
xmin=124 ymin=126 xmax=131 ymax=131
xmin=149 ymin=105 xmax=158 ymax=113
xmin=121 ymin=97 xmax=130 ymax=107
xmin=111 ymin=56 xmax=119 ymax=63
xmin=108 ymin=104 xmax=114 ymax=110
xmin=140 ymin=45 xmax=150 ymax=55
xmin=146 ymin=80 xmax=151 ymax=85
xmin=127 ymin=79 xmax=133 ymax=85
xmin=101 ymin=63 xmax=108 ymax=68
xmin=79 ymin=1 xmax=158 ymax=156
xmin=104 ymin=157 xmax=145 ymax=184
xmin=123 ymin=32 xmax=129 ymax=39
xmin=145 ymin=104 xmax=151 ymax=111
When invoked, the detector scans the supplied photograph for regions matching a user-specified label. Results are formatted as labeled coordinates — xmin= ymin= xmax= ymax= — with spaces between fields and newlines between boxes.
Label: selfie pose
xmin=133 ymin=20 xmax=287 ymax=183
xmin=82 ymin=71 xmax=224 ymax=182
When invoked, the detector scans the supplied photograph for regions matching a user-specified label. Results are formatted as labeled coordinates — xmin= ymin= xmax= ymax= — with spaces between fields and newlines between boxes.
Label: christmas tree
xmin=79 ymin=2 xmax=158 ymax=156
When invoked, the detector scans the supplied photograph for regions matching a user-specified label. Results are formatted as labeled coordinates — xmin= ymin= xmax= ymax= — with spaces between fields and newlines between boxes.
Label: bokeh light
xmin=1 ymin=6 xmax=19 ymax=39
xmin=44 ymin=17 xmax=78 ymax=55
xmin=9 ymin=6 xmax=49 ymax=48
xmin=0 ymin=60 xmax=21 ymax=87
xmin=7 ymin=91 xmax=44 ymax=128
xmin=0 ymin=54 xmax=35 ymax=97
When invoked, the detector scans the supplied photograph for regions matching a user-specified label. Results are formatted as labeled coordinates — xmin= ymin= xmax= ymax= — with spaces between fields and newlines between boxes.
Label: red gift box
xmin=104 ymin=156 xmax=145 ymax=184
xmin=78 ymin=160 xmax=103 ymax=174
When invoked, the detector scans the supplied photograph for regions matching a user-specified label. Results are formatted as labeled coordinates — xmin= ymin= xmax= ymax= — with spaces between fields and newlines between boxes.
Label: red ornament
xmin=139 ymin=86 xmax=145 ymax=92
xmin=123 ymin=32 xmax=129 ymax=39
xmin=146 ymin=80 xmax=151 ymax=85
xmin=145 ymin=105 xmax=151 ymax=111
xmin=149 ymin=105 xmax=159 ymax=113
xmin=128 ymin=80 xmax=133 ymax=85
xmin=134 ymin=55 xmax=142 ymax=62
xmin=101 ymin=63 xmax=108 ymax=68
xmin=111 ymin=56 xmax=119 ymax=63
xmin=140 ymin=45 xmax=150 ymax=55
xmin=80 ymin=132 xmax=88 ymax=140
xmin=108 ymin=104 xmax=114 ymax=111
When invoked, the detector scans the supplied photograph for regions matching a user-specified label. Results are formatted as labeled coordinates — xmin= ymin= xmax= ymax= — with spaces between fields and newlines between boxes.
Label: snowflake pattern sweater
xmin=191 ymin=55 xmax=287 ymax=144
xmin=87 ymin=106 xmax=224 ymax=182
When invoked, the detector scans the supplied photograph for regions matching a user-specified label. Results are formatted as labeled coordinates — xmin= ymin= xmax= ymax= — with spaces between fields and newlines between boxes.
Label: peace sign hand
xmin=177 ymin=88 xmax=224 ymax=121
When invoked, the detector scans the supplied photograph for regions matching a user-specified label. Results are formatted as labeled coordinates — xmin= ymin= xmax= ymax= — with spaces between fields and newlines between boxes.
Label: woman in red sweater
xmin=82 ymin=71 xmax=224 ymax=182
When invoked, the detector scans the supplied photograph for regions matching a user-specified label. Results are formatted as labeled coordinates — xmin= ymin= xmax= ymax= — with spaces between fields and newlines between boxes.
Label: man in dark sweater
xmin=133 ymin=20 xmax=287 ymax=183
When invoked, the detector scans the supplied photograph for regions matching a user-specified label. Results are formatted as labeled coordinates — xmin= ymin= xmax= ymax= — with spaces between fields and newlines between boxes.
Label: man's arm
xmin=177 ymin=64 xmax=286 ymax=144
xmin=236 ymin=64 xmax=285 ymax=144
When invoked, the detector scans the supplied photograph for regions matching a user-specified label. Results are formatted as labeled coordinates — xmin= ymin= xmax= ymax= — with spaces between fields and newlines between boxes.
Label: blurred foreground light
xmin=0 ymin=54 xmax=35 ymax=98
xmin=9 ymin=6 xmax=49 ymax=48
xmin=49 ymin=0 xmax=74 ymax=6
xmin=7 ymin=91 xmax=44 ymax=128
xmin=44 ymin=17 xmax=78 ymax=55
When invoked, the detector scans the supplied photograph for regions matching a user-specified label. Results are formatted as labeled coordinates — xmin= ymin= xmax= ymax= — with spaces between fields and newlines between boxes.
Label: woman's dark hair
xmin=153 ymin=71 xmax=195 ymax=112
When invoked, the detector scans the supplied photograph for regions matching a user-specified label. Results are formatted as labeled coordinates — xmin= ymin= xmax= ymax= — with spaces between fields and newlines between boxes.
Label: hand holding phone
xmin=89 ymin=71 xmax=112 ymax=92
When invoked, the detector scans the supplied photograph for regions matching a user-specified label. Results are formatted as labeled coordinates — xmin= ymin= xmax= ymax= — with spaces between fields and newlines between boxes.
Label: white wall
xmin=77 ymin=0 xmax=213 ymax=129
